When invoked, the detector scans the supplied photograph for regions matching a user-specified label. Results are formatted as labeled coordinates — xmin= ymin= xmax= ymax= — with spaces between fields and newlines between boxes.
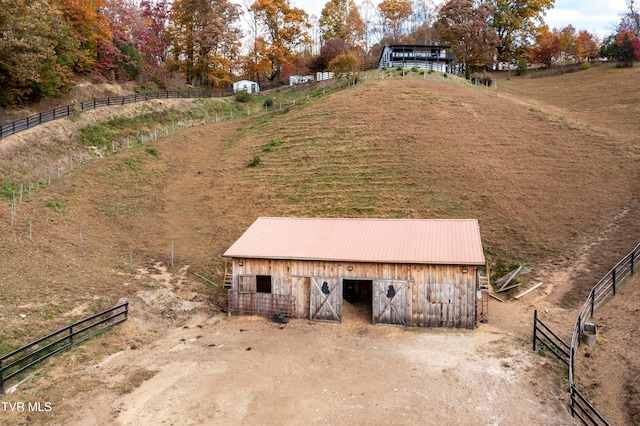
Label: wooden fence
xmin=0 ymin=80 xmax=286 ymax=140
xmin=568 ymin=242 xmax=639 ymax=425
xmin=533 ymin=242 xmax=639 ymax=425
xmin=0 ymin=302 xmax=128 ymax=394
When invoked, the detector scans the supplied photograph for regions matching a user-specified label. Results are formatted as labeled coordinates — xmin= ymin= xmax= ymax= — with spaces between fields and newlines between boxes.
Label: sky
xmin=287 ymin=0 xmax=629 ymax=39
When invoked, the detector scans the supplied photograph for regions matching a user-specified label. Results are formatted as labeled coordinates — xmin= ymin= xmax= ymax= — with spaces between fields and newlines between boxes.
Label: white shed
xmin=233 ymin=80 xmax=260 ymax=94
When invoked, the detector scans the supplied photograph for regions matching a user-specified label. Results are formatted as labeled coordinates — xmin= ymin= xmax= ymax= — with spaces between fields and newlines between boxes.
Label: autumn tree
xmin=530 ymin=25 xmax=559 ymax=66
xmin=604 ymin=31 xmax=640 ymax=67
xmin=409 ymin=0 xmax=438 ymax=44
xmin=0 ymin=0 xmax=79 ymax=105
xmin=139 ymin=0 xmax=172 ymax=82
xmin=319 ymin=0 xmax=365 ymax=52
xmin=621 ymin=0 xmax=640 ymax=35
xmin=249 ymin=0 xmax=311 ymax=81
xmin=358 ymin=0 xmax=378 ymax=63
xmin=575 ymin=30 xmax=599 ymax=62
xmin=484 ymin=0 xmax=554 ymax=65
xmin=50 ymin=0 xmax=113 ymax=73
xmin=600 ymin=2 xmax=640 ymax=68
xmin=436 ymin=0 xmax=499 ymax=75
xmin=328 ymin=52 xmax=359 ymax=80
xmin=377 ymin=0 xmax=413 ymax=43
xmin=557 ymin=24 xmax=577 ymax=62
xmin=307 ymin=37 xmax=348 ymax=72
xmin=170 ymin=0 xmax=242 ymax=86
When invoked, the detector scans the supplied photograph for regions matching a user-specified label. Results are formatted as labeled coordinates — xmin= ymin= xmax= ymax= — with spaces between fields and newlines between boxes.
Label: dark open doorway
xmin=343 ymin=279 xmax=373 ymax=322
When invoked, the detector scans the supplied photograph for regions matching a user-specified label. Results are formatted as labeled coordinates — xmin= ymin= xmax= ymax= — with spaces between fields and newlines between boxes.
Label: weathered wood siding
xmin=231 ymin=258 xmax=478 ymax=328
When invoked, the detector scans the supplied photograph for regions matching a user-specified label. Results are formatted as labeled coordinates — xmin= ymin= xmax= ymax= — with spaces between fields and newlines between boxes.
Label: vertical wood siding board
xmin=462 ymin=268 xmax=468 ymax=326
xmin=470 ymin=267 xmax=477 ymax=326
xmin=464 ymin=268 xmax=471 ymax=327
xmin=303 ymin=277 xmax=310 ymax=319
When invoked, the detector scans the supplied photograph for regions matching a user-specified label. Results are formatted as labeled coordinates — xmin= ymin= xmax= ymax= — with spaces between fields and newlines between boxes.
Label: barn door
xmin=310 ymin=277 xmax=342 ymax=323
xmin=373 ymin=280 xmax=408 ymax=326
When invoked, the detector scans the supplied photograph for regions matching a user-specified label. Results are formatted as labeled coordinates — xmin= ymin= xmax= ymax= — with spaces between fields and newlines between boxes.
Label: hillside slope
xmin=1 ymin=65 xmax=639 ymax=425
xmin=2 ymin=69 xmax=639 ymax=344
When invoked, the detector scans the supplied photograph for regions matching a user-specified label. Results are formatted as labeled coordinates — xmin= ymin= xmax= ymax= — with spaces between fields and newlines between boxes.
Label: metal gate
xmin=310 ymin=277 xmax=342 ymax=323
xmin=373 ymin=280 xmax=408 ymax=326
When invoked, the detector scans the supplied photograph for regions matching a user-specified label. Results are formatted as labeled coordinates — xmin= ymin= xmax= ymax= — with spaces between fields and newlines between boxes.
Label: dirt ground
xmin=61 ymin=310 xmax=574 ymax=426
xmin=1 ymin=65 xmax=640 ymax=425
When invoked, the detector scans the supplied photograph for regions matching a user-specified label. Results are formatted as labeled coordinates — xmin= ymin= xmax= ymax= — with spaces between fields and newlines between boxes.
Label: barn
xmin=378 ymin=44 xmax=456 ymax=73
xmin=233 ymin=79 xmax=260 ymax=94
xmin=223 ymin=217 xmax=486 ymax=328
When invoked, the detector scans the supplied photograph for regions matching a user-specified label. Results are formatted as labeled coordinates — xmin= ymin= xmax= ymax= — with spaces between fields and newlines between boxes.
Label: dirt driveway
xmin=51 ymin=296 xmax=574 ymax=426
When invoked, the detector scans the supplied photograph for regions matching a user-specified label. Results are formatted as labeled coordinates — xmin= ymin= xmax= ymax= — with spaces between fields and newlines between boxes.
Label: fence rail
xmin=0 ymin=79 xmax=285 ymax=140
xmin=570 ymin=384 xmax=611 ymax=426
xmin=532 ymin=310 xmax=570 ymax=366
xmin=533 ymin=242 xmax=639 ymax=425
xmin=0 ymin=302 xmax=128 ymax=394
xmin=0 ymin=90 xmax=227 ymax=139
xmin=227 ymin=291 xmax=296 ymax=319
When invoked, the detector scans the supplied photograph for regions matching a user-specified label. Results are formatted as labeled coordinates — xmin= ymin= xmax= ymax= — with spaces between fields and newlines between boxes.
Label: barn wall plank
xmin=231 ymin=258 xmax=478 ymax=328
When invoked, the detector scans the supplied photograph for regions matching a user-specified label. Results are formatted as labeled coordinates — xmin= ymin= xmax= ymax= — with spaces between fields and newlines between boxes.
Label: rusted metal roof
xmin=224 ymin=217 xmax=485 ymax=265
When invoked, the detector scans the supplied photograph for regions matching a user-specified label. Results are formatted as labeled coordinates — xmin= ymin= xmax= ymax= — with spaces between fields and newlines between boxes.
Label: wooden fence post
xmin=532 ymin=309 xmax=537 ymax=352
xmin=590 ymin=288 xmax=595 ymax=318
xmin=612 ymin=268 xmax=616 ymax=295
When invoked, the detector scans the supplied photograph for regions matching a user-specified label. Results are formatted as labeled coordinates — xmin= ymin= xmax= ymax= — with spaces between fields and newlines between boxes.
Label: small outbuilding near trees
xmin=224 ymin=217 xmax=486 ymax=328
xmin=233 ymin=80 xmax=260 ymax=94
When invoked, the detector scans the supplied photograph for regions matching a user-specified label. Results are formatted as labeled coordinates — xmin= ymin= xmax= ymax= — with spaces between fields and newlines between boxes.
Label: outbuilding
xmin=233 ymin=79 xmax=260 ymax=94
xmin=223 ymin=217 xmax=486 ymax=328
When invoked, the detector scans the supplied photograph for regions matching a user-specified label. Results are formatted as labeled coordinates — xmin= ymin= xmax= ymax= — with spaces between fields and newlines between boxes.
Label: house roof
xmin=223 ymin=217 xmax=485 ymax=265
xmin=233 ymin=80 xmax=259 ymax=86
xmin=384 ymin=44 xmax=451 ymax=49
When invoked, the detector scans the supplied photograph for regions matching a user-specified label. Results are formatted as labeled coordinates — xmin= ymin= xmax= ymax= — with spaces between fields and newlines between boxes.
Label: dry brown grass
xmin=0 ymin=63 xmax=639 ymax=424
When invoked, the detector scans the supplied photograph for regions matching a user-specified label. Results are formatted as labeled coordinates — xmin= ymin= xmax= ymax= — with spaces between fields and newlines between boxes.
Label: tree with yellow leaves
xmin=319 ymin=0 xmax=365 ymax=52
xmin=249 ymin=0 xmax=311 ymax=81
xmin=483 ymin=0 xmax=554 ymax=64
xmin=170 ymin=0 xmax=243 ymax=87
xmin=377 ymin=0 xmax=413 ymax=44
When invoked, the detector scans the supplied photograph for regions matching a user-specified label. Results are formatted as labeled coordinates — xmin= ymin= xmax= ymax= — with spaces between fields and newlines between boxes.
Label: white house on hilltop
xmin=379 ymin=44 xmax=456 ymax=73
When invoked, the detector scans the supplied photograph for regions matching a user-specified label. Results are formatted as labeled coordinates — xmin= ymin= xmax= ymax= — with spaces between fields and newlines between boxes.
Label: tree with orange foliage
xmin=575 ymin=30 xmax=599 ymax=62
xmin=0 ymin=0 xmax=79 ymax=105
xmin=435 ymin=0 xmax=499 ymax=74
xmin=170 ymin=0 xmax=242 ymax=86
xmin=328 ymin=52 xmax=359 ymax=82
xmin=50 ymin=0 xmax=113 ymax=74
xmin=319 ymin=0 xmax=365 ymax=53
xmin=530 ymin=25 xmax=560 ymax=67
xmin=377 ymin=0 xmax=412 ymax=43
xmin=485 ymin=0 xmax=554 ymax=65
xmin=249 ymin=0 xmax=311 ymax=81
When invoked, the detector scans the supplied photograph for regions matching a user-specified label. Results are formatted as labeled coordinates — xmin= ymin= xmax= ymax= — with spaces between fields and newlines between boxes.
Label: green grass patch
xmin=79 ymin=114 xmax=169 ymax=147
xmin=46 ymin=200 xmax=67 ymax=214
xmin=262 ymin=138 xmax=284 ymax=152
xmin=247 ymin=154 xmax=261 ymax=167
xmin=123 ymin=158 xmax=139 ymax=170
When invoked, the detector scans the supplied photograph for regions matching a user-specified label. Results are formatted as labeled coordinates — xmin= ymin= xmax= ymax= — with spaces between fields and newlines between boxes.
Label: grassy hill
xmin=0 ymin=64 xmax=639 ymax=353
